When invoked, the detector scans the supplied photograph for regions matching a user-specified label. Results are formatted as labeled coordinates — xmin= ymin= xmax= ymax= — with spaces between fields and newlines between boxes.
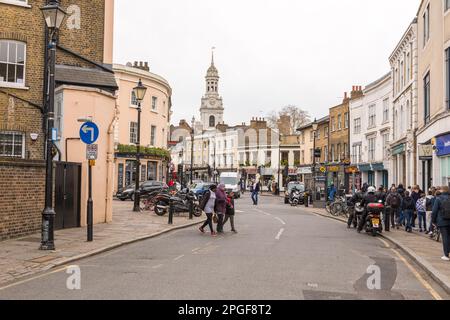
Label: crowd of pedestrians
xmin=349 ymin=183 xmax=450 ymax=261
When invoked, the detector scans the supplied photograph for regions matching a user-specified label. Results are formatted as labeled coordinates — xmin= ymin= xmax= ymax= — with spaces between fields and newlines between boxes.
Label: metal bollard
xmin=304 ymin=193 xmax=309 ymax=208
xmin=168 ymin=198 xmax=174 ymax=225
xmin=189 ymin=200 xmax=194 ymax=220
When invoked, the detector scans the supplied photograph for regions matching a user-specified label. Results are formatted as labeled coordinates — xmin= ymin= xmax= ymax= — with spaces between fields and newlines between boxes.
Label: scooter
xmin=154 ymin=190 xmax=202 ymax=217
xmin=353 ymin=202 xmax=365 ymax=228
xmin=289 ymin=189 xmax=302 ymax=207
xmin=365 ymin=201 xmax=384 ymax=237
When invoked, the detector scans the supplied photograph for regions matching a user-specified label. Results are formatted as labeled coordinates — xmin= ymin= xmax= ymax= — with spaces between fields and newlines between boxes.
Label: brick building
xmin=0 ymin=0 xmax=116 ymax=240
xmin=327 ymin=86 xmax=362 ymax=192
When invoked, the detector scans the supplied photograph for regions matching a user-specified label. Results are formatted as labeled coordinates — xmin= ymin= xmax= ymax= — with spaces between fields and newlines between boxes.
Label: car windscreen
xmin=288 ymin=184 xmax=305 ymax=192
xmin=220 ymin=177 xmax=237 ymax=185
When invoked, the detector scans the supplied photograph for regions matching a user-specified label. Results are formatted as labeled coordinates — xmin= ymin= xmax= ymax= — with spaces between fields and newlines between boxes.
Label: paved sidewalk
xmin=0 ymin=201 xmax=203 ymax=286
xmin=302 ymin=206 xmax=450 ymax=294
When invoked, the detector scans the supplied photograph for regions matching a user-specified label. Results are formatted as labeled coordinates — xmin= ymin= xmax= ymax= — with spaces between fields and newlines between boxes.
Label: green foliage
xmin=117 ymin=144 xmax=171 ymax=160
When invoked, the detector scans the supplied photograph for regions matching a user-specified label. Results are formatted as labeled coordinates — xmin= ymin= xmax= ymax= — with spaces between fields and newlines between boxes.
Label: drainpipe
xmin=105 ymin=97 xmax=120 ymax=223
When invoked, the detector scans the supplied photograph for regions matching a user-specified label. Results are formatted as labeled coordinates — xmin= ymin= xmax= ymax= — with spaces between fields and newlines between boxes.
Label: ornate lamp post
xmin=190 ymin=116 xmax=195 ymax=185
xmin=40 ymin=0 xmax=67 ymax=251
xmin=132 ymin=79 xmax=147 ymax=212
xmin=312 ymin=119 xmax=319 ymax=204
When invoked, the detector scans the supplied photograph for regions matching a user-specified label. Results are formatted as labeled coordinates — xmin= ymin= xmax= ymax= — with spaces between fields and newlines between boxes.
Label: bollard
xmin=304 ymin=193 xmax=309 ymax=208
xmin=168 ymin=198 xmax=174 ymax=225
xmin=189 ymin=199 xmax=194 ymax=220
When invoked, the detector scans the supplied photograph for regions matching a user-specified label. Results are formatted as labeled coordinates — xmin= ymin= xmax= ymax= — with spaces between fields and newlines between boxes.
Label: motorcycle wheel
xmin=372 ymin=229 xmax=377 ymax=237
xmin=154 ymin=200 xmax=168 ymax=216
xmin=193 ymin=205 xmax=202 ymax=217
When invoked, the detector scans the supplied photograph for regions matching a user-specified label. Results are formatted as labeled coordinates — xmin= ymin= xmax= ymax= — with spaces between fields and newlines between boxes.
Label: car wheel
xmin=120 ymin=198 xmax=126 ymax=202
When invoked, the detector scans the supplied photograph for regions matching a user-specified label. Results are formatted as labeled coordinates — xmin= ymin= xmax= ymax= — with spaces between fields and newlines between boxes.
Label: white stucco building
xmin=350 ymin=73 xmax=392 ymax=188
xmin=389 ymin=18 xmax=418 ymax=188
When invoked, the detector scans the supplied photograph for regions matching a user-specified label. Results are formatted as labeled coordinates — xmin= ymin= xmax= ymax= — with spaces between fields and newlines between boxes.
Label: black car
xmin=116 ymin=181 xmax=167 ymax=201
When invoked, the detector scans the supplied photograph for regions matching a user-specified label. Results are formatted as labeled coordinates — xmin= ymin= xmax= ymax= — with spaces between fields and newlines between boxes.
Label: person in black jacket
xmin=347 ymin=191 xmax=364 ymax=228
xmin=357 ymin=187 xmax=379 ymax=233
xmin=402 ymin=191 xmax=416 ymax=233
xmin=223 ymin=191 xmax=237 ymax=233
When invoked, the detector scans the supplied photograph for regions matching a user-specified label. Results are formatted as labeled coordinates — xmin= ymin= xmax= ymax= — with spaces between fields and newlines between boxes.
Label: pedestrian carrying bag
xmin=441 ymin=198 xmax=450 ymax=220
xmin=213 ymin=214 xmax=218 ymax=224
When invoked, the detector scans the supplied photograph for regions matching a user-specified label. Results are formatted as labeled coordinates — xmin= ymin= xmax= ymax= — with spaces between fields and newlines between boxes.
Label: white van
xmin=220 ymin=172 xmax=241 ymax=198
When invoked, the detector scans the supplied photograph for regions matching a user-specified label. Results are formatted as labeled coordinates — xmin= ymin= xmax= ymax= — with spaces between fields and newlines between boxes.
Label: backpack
xmin=426 ymin=197 xmax=433 ymax=211
xmin=403 ymin=197 xmax=415 ymax=210
xmin=390 ymin=194 xmax=400 ymax=208
xmin=441 ymin=197 xmax=450 ymax=220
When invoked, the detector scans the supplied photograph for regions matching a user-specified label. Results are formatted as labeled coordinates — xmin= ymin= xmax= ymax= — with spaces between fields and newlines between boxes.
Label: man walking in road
xmin=251 ymin=180 xmax=261 ymax=205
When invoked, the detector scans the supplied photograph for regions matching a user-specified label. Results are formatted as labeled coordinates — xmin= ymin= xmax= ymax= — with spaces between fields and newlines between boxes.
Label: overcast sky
xmin=114 ymin=0 xmax=419 ymax=126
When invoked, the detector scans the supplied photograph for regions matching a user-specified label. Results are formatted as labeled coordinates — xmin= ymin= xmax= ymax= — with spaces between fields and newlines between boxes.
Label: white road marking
xmin=275 ymin=228 xmax=285 ymax=240
xmin=275 ymin=217 xmax=286 ymax=225
xmin=152 ymin=264 xmax=164 ymax=269
xmin=235 ymin=210 xmax=245 ymax=213
xmin=192 ymin=248 xmax=201 ymax=252
xmin=173 ymin=255 xmax=185 ymax=261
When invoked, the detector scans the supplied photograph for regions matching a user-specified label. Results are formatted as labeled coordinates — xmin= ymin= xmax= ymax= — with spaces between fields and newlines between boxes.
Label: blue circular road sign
xmin=79 ymin=122 xmax=99 ymax=145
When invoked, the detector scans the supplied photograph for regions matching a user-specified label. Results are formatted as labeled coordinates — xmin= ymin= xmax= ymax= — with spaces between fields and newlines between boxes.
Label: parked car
xmin=191 ymin=183 xmax=215 ymax=200
xmin=116 ymin=181 xmax=168 ymax=201
xmin=284 ymin=182 xmax=306 ymax=204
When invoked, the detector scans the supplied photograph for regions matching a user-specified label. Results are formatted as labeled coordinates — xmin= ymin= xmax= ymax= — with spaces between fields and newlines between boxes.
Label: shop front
xmin=346 ymin=166 xmax=361 ymax=193
xmin=297 ymin=166 xmax=313 ymax=191
xmin=115 ymin=153 xmax=167 ymax=193
xmin=435 ymin=133 xmax=450 ymax=187
xmin=418 ymin=143 xmax=434 ymax=191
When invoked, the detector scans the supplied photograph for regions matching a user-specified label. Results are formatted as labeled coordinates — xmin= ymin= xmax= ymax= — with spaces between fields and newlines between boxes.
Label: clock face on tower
xmin=209 ymin=98 xmax=216 ymax=106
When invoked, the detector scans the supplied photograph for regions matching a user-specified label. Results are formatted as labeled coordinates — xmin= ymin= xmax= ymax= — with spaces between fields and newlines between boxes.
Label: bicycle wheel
xmin=330 ymin=203 xmax=342 ymax=216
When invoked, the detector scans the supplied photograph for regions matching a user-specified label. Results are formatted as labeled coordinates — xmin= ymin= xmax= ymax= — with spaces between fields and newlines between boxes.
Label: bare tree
xmin=266 ymin=105 xmax=311 ymax=135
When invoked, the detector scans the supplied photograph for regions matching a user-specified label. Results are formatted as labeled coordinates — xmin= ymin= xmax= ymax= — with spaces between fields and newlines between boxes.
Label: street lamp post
xmin=312 ymin=119 xmax=319 ymax=205
xmin=132 ymin=79 xmax=147 ymax=212
xmin=190 ymin=116 xmax=195 ymax=185
xmin=40 ymin=0 xmax=67 ymax=251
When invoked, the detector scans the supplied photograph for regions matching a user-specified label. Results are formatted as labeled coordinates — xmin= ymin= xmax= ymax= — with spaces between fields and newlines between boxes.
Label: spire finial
xmin=211 ymin=46 xmax=216 ymax=66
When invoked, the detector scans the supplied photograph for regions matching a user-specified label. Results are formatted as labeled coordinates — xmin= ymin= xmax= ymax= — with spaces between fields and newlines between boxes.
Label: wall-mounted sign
xmin=419 ymin=144 xmax=434 ymax=160
xmin=436 ymin=134 xmax=450 ymax=157
xmin=392 ymin=143 xmax=406 ymax=156
xmin=297 ymin=167 xmax=312 ymax=175
xmin=327 ymin=166 xmax=340 ymax=172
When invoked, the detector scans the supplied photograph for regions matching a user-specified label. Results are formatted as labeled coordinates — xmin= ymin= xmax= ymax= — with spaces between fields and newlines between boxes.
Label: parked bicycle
xmin=329 ymin=196 xmax=350 ymax=218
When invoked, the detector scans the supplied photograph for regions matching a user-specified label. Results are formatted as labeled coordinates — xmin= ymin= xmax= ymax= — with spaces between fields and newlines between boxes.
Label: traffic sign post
xmin=79 ymin=122 xmax=99 ymax=242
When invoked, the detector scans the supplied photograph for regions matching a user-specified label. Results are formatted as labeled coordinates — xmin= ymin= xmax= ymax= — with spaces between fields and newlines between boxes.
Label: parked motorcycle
xmin=364 ymin=201 xmax=384 ymax=237
xmin=154 ymin=189 xmax=202 ymax=217
xmin=353 ymin=202 xmax=365 ymax=228
xmin=289 ymin=189 xmax=302 ymax=207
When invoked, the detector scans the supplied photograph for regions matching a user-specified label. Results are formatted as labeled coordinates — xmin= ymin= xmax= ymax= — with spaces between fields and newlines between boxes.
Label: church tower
xmin=200 ymin=49 xmax=224 ymax=130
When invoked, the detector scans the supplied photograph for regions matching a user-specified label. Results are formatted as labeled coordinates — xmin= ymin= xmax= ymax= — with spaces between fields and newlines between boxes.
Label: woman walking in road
xmin=199 ymin=185 xmax=217 ymax=237
xmin=215 ymin=184 xmax=228 ymax=233
xmin=223 ymin=191 xmax=238 ymax=233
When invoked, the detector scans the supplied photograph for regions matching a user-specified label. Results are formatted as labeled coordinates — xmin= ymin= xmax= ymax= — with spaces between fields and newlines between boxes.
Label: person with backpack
xmin=386 ymin=187 xmax=402 ymax=231
xmin=402 ymin=191 xmax=416 ymax=233
xmin=199 ymin=185 xmax=218 ymax=237
xmin=223 ymin=191 xmax=237 ymax=233
xmin=432 ymin=186 xmax=450 ymax=261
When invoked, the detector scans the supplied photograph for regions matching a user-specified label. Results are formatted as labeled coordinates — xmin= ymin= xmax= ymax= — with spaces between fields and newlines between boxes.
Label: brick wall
xmin=0 ymin=0 xmax=108 ymax=240
xmin=0 ymin=160 xmax=45 ymax=241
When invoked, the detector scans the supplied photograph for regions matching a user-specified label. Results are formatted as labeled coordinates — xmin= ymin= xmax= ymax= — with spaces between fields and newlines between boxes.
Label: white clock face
xmin=209 ymin=99 xmax=216 ymax=106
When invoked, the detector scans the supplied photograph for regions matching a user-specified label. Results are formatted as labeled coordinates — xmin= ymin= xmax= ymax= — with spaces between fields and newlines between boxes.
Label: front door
xmin=54 ymin=162 xmax=81 ymax=230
